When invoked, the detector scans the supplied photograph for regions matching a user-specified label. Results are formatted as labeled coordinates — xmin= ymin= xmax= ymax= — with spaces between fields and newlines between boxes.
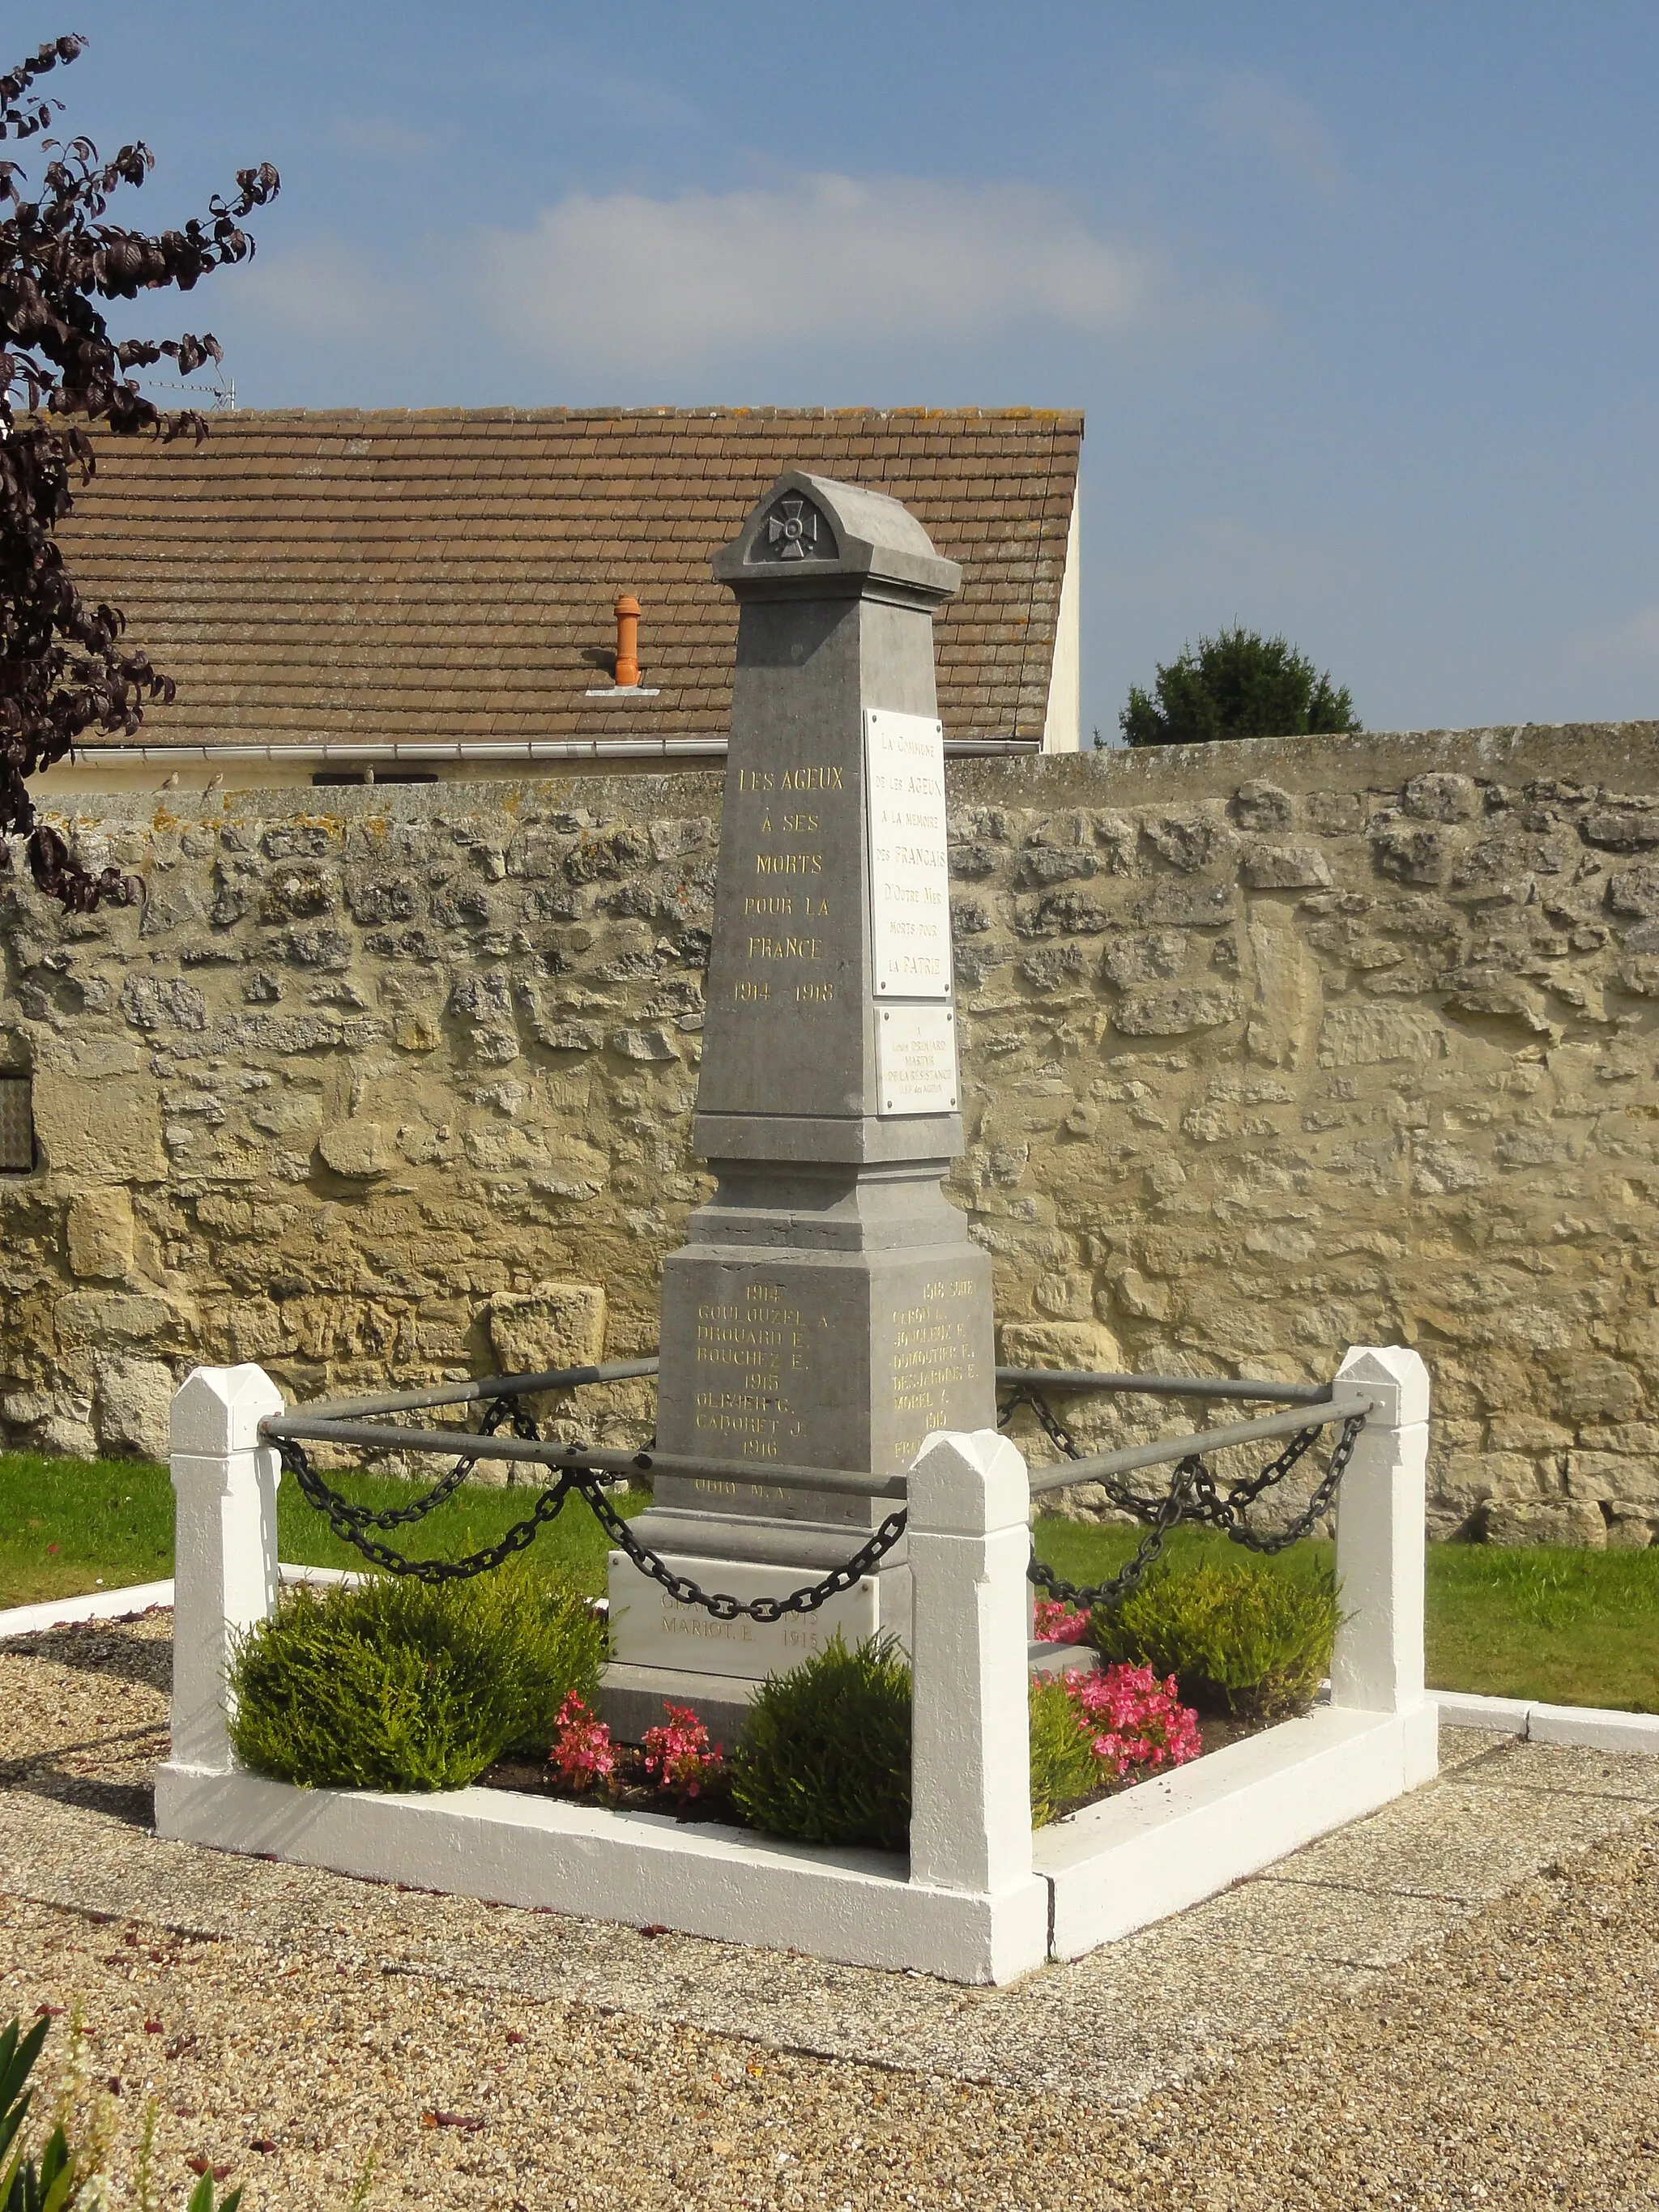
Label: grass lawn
xmin=1034 ymin=1519 xmax=1659 ymax=1715
xmin=0 ymin=1450 xmax=648 ymax=1609
xmin=3 ymin=1453 xmax=1657 ymax=1711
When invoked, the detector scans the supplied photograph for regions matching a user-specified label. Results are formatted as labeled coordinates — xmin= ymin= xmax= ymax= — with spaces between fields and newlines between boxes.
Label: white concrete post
xmin=907 ymin=1428 xmax=1034 ymax=1897
xmin=168 ymin=1364 xmax=285 ymax=1774
xmin=1330 ymin=1345 xmax=1438 ymax=1784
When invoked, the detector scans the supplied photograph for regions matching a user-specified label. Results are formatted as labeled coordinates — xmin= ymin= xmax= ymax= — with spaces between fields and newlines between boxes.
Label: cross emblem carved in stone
xmin=765 ymin=495 xmax=821 ymax=560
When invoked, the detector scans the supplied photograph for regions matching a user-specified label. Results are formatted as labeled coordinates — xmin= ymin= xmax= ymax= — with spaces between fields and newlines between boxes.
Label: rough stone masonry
xmin=2 ymin=718 xmax=1656 ymax=1545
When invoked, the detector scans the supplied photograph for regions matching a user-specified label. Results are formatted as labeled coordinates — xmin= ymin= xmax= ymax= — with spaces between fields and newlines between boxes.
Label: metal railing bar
xmin=288 ymin=1357 xmax=660 ymax=1422
xmin=997 ymin=1366 xmax=1333 ymax=1404
xmin=1024 ymin=1385 xmax=1374 ymax=1498
xmin=258 ymin=1414 xmax=903 ymax=1500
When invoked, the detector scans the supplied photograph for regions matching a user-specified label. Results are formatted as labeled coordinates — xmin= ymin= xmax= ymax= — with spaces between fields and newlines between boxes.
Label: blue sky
xmin=24 ymin=2 xmax=1659 ymax=743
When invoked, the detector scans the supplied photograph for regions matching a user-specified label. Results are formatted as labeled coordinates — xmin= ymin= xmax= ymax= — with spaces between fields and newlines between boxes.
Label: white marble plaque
xmin=864 ymin=708 xmax=951 ymax=999
xmin=607 ymin=1550 xmax=880 ymax=1681
xmin=876 ymin=1004 xmax=958 ymax=1116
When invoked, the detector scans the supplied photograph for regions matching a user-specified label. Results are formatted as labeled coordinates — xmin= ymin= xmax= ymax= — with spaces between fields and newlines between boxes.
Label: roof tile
xmin=58 ymin=406 xmax=1081 ymax=750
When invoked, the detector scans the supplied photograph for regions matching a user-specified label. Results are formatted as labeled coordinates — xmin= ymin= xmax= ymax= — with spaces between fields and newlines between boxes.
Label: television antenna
xmin=139 ymin=374 xmax=237 ymax=411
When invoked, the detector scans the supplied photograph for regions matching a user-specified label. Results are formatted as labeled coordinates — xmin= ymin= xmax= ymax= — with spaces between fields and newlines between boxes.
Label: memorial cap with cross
xmin=696 ymin=469 xmax=966 ymax=1168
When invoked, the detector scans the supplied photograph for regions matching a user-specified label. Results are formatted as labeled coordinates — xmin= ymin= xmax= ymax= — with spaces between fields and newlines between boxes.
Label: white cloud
xmin=1202 ymin=71 xmax=1346 ymax=199
xmin=1564 ymin=603 xmax=1659 ymax=669
xmin=332 ymin=116 xmax=437 ymax=160
xmin=479 ymin=173 xmax=1156 ymax=377
xmin=239 ymin=245 xmax=423 ymax=344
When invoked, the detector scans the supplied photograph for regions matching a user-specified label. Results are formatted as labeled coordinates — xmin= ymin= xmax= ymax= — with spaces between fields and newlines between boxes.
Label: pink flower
xmin=1064 ymin=1663 xmax=1201 ymax=1783
xmin=642 ymin=1703 xmax=724 ymax=1800
xmin=1032 ymin=1598 xmax=1091 ymax=1645
xmin=548 ymin=1692 xmax=616 ymax=1794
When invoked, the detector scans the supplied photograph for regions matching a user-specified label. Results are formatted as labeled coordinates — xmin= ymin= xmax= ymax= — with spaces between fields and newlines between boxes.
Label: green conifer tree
xmin=1120 ymin=624 xmax=1361 ymax=748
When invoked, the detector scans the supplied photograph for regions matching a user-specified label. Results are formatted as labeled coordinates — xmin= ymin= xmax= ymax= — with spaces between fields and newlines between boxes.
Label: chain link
xmin=282 ymin=1394 xmax=535 ymax=1536
xmin=276 ymin=1379 xmax=1362 ymax=1620
xmin=1001 ymin=1382 xmax=1368 ymax=1613
xmin=582 ymin=1480 xmax=909 ymax=1622
xmin=275 ymin=1433 xmax=582 ymax=1586
xmin=274 ymin=1409 xmax=908 ymax=1615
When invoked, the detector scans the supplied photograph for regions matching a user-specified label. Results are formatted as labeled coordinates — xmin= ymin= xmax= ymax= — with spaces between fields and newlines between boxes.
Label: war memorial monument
xmin=600 ymin=471 xmax=997 ymax=1737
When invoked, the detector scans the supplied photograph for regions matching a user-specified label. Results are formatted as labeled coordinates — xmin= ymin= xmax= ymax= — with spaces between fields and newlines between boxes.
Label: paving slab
xmin=1452 ymin=1733 xmax=1659 ymax=1802
xmin=1264 ymin=1776 xmax=1659 ymax=1903
xmin=2 ymin=1625 xmax=1657 ymax=2110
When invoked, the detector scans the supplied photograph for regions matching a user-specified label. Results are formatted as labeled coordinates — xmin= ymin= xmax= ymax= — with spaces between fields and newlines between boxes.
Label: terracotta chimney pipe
xmin=614 ymin=593 xmax=641 ymax=688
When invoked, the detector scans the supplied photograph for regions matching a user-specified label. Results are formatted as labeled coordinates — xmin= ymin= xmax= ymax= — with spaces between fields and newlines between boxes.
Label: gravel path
xmin=2 ymin=1615 xmax=1657 ymax=2209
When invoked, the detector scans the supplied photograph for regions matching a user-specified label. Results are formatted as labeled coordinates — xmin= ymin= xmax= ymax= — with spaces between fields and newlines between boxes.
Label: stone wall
xmin=3 ymin=721 xmax=1657 ymax=1543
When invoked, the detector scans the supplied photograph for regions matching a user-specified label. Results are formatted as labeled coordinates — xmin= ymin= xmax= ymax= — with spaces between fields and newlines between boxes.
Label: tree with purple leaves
xmin=0 ymin=32 xmax=276 ymax=910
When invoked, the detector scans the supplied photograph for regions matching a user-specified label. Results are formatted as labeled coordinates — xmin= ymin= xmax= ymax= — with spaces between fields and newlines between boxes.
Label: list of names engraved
xmin=691 ymin=1278 xmax=814 ymax=1464
xmin=885 ymin=1274 xmax=983 ymax=1467
xmin=864 ymin=709 xmax=951 ymax=999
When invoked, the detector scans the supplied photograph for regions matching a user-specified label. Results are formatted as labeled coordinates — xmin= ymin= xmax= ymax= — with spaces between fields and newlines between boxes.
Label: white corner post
xmin=907 ymin=1429 xmax=1049 ymax=1982
xmin=164 ymin=1364 xmax=285 ymax=1776
xmin=1330 ymin=1345 xmax=1439 ymax=1787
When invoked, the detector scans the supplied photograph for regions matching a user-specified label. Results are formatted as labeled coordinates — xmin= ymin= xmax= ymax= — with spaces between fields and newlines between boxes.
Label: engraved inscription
xmin=608 ymin=1548 xmax=879 ymax=1681
xmin=865 ymin=709 xmax=951 ymax=998
xmin=877 ymin=1004 xmax=957 ymax=1116
xmin=725 ymin=757 xmax=851 ymax=1020
xmin=886 ymin=1277 xmax=981 ymax=1464
xmin=692 ymin=1280 xmax=814 ymax=1460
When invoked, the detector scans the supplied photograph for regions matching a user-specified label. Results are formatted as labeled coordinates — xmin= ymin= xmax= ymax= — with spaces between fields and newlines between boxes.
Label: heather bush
xmin=730 ymin=1633 xmax=911 ymax=1851
xmin=1028 ymin=1673 xmax=1102 ymax=1826
xmin=1090 ymin=1555 xmax=1343 ymax=1722
xmin=229 ymin=1566 xmax=606 ymax=1792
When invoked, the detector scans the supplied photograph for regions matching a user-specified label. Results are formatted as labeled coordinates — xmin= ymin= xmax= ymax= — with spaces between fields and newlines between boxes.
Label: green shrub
xmin=228 ymin=1566 xmax=606 ymax=1792
xmin=730 ymin=1633 xmax=911 ymax=1850
xmin=1089 ymin=1555 xmax=1342 ymax=1723
xmin=1027 ymin=1675 xmax=1100 ymax=1828
xmin=1120 ymin=624 xmax=1360 ymax=748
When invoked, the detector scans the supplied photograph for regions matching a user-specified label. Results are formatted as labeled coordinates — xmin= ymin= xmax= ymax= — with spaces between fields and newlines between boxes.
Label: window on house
xmin=0 ymin=1073 xmax=34 ymax=1173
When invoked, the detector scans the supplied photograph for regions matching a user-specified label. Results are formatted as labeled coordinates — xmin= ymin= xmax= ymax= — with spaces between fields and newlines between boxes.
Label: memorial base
xmin=597 ymin=1662 xmax=762 ymax=1745
xmin=600 ymin=1542 xmax=911 ymax=1741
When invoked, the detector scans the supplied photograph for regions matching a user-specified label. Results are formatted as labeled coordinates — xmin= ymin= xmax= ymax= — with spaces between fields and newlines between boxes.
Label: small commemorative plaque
xmin=865 ymin=708 xmax=951 ymax=999
xmin=877 ymin=1004 xmax=958 ymax=1116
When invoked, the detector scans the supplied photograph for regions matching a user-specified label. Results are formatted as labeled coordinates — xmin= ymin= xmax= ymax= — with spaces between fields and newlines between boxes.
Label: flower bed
xmin=477 ymin=1638 xmax=1205 ymax=1840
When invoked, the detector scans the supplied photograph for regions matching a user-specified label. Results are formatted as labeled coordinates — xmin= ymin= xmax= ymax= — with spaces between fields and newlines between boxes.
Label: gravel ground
xmin=2 ymin=1614 xmax=1657 ymax=2210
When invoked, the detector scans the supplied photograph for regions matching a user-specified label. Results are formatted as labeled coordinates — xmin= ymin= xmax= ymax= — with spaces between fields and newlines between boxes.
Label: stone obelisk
xmin=600 ymin=473 xmax=996 ymax=1741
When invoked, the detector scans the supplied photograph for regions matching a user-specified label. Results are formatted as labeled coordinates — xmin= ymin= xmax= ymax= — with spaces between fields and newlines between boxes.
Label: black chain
xmin=275 ymin=1413 xmax=908 ymax=1616
xmin=585 ymin=1480 xmax=909 ymax=1622
xmin=280 ymin=1395 xmax=535 ymax=1536
xmin=275 ymin=1433 xmax=582 ymax=1585
xmin=1002 ymin=1382 xmax=1367 ymax=1613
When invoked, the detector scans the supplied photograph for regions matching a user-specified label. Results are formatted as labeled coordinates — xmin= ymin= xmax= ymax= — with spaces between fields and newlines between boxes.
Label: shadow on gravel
xmin=0 ymin=1722 xmax=165 ymax=1831
xmin=3 ymin=1621 xmax=173 ymax=1692
xmin=0 ymin=1760 xmax=157 ymax=1830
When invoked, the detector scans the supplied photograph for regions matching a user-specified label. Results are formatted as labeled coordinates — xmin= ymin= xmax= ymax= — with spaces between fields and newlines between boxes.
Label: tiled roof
xmin=54 ymin=407 xmax=1082 ymax=753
